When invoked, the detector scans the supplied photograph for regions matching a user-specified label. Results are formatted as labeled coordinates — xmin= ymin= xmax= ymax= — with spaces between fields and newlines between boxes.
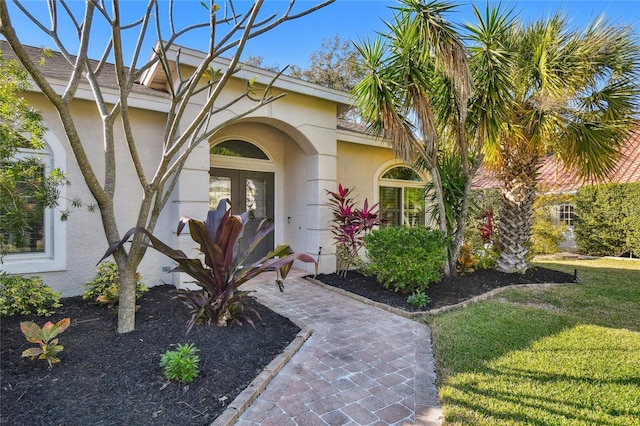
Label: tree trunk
xmin=117 ymin=263 xmax=138 ymax=333
xmin=495 ymin=150 xmax=539 ymax=273
xmin=430 ymin=166 xmax=452 ymax=276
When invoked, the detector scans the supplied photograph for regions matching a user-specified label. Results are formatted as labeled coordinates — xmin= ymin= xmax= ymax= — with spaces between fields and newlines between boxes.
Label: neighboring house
xmin=1 ymin=41 xmax=430 ymax=295
xmin=472 ymin=125 xmax=640 ymax=250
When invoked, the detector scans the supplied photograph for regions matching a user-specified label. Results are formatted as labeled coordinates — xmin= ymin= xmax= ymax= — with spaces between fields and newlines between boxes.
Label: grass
xmin=427 ymin=258 xmax=640 ymax=425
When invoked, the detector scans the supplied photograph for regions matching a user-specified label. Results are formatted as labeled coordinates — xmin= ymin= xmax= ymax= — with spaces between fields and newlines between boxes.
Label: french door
xmin=209 ymin=168 xmax=274 ymax=264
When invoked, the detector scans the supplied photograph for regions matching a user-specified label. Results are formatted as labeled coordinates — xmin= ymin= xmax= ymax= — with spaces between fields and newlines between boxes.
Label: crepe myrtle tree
xmin=0 ymin=0 xmax=334 ymax=333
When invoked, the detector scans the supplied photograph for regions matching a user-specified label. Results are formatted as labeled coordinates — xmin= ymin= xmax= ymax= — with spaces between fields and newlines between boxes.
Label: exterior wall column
xmin=305 ymin=152 xmax=337 ymax=275
xmin=172 ymin=141 xmax=211 ymax=289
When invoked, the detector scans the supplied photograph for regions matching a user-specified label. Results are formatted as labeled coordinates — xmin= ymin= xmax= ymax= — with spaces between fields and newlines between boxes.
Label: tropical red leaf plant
xmin=20 ymin=317 xmax=71 ymax=368
xmin=478 ymin=209 xmax=494 ymax=243
xmin=325 ymin=184 xmax=382 ymax=277
xmin=101 ymin=200 xmax=317 ymax=332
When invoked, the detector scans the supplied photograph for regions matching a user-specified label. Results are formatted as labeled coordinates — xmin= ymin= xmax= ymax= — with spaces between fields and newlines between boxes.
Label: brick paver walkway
xmin=235 ymin=271 xmax=442 ymax=426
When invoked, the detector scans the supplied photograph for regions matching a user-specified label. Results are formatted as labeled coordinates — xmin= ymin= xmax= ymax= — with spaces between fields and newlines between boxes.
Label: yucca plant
xmin=101 ymin=200 xmax=316 ymax=332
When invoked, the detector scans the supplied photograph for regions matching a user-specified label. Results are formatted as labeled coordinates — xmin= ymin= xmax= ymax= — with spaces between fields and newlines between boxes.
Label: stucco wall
xmin=3 ymin=93 xmax=172 ymax=296
xmin=336 ymin=140 xmax=397 ymax=204
xmin=6 ymin=64 xmax=402 ymax=293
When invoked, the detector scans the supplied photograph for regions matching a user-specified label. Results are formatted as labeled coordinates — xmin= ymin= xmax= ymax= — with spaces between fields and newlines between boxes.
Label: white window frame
xmin=375 ymin=162 xmax=428 ymax=227
xmin=2 ymin=131 xmax=67 ymax=274
xmin=557 ymin=203 xmax=575 ymax=227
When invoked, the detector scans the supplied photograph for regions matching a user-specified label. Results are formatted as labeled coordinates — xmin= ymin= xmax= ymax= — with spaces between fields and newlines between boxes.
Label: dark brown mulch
xmin=314 ymin=266 xmax=578 ymax=312
xmin=0 ymin=285 xmax=300 ymax=426
xmin=1 ymin=267 xmax=578 ymax=425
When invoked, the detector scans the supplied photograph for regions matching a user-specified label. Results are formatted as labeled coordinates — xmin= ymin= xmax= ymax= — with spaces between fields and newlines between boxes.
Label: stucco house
xmin=2 ymin=41 xmax=430 ymax=296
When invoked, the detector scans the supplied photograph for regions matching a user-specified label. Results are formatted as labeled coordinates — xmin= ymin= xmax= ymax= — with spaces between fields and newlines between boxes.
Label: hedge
xmin=574 ymin=182 xmax=640 ymax=256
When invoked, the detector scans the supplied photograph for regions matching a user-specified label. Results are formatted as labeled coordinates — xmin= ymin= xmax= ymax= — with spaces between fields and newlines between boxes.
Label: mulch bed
xmin=0 ymin=285 xmax=300 ymax=426
xmin=1 ymin=266 xmax=578 ymax=425
xmin=313 ymin=266 xmax=578 ymax=312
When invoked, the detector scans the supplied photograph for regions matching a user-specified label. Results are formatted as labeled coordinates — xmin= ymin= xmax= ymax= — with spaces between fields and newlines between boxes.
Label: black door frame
xmin=209 ymin=168 xmax=275 ymax=262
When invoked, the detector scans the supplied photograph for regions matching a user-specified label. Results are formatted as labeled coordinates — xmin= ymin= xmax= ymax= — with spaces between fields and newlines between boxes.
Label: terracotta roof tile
xmin=472 ymin=125 xmax=640 ymax=192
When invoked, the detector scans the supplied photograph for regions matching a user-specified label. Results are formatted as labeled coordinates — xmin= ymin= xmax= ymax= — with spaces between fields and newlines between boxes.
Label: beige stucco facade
xmin=3 ymin=45 xmax=427 ymax=296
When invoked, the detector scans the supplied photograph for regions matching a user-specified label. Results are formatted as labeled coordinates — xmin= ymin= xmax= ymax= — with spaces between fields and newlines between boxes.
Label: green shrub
xmin=407 ymin=290 xmax=430 ymax=308
xmin=0 ymin=273 xmax=61 ymax=316
xmin=575 ymin=183 xmax=640 ymax=256
xmin=364 ymin=226 xmax=446 ymax=293
xmin=531 ymin=194 xmax=569 ymax=255
xmin=474 ymin=247 xmax=499 ymax=270
xmin=160 ymin=343 xmax=200 ymax=383
xmin=82 ymin=262 xmax=147 ymax=310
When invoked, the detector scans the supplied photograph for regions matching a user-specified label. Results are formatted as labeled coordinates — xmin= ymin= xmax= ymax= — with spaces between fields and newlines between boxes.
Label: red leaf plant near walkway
xmin=326 ymin=184 xmax=382 ymax=277
xmin=101 ymin=199 xmax=316 ymax=332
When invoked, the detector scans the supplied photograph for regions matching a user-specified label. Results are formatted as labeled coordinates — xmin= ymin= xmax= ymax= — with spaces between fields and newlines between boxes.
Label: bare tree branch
xmin=59 ymin=0 xmax=81 ymax=34
xmin=62 ymin=2 xmax=95 ymax=103
xmin=2 ymin=0 xmax=337 ymax=334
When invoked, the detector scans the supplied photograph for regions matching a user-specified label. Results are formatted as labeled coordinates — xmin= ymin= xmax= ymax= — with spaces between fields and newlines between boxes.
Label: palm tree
xmin=352 ymin=0 xmax=472 ymax=275
xmin=467 ymin=6 xmax=640 ymax=272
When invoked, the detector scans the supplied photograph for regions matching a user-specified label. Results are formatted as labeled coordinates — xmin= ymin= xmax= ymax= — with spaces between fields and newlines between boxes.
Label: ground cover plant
xmin=1 ymin=284 xmax=300 ymax=425
xmin=82 ymin=261 xmax=148 ymax=311
xmin=428 ymin=257 xmax=640 ymax=425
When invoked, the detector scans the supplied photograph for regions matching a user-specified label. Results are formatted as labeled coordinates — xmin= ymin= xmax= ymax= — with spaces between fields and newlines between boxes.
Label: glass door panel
xmin=379 ymin=186 xmax=401 ymax=227
xmin=246 ymin=178 xmax=267 ymax=219
xmin=209 ymin=176 xmax=232 ymax=209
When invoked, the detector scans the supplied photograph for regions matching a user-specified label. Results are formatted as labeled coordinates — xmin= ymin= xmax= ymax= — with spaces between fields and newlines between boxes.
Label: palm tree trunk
xmin=495 ymin=148 xmax=539 ymax=273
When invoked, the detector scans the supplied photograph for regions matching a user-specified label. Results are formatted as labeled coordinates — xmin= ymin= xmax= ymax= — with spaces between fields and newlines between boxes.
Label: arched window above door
xmin=381 ymin=166 xmax=422 ymax=181
xmin=379 ymin=166 xmax=426 ymax=227
xmin=210 ymin=140 xmax=269 ymax=160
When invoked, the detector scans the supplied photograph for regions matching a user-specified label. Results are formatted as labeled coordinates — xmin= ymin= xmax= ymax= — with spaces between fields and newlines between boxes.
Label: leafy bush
xmin=407 ymin=290 xmax=430 ymax=308
xmin=20 ymin=317 xmax=70 ymax=368
xmin=160 ymin=343 xmax=200 ymax=383
xmin=464 ymin=190 xmax=502 ymax=245
xmin=424 ymin=150 xmax=467 ymax=236
xmin=101 ymin=199 xmax=316 ymax=332
xmin=82 ymin=262 xmax=147 ymax=311
xmin=364 ymin=226 xmax=446 ymax=293
xmin=0 ymin=273 xmax=61 ymax=316
xmin=575 ymin=183 xmax=640 ymax=256
xmin=456 ymin=243 xmax=477 ymax=275
xmin=474 ymin=247 xmax=499 ymax=270
xmin=531 ymin=194 xmax=569 ymax=255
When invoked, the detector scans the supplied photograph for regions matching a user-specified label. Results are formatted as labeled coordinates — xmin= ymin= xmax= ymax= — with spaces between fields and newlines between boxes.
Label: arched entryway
xmin=209 ymin=139 xmax=275 ymax=263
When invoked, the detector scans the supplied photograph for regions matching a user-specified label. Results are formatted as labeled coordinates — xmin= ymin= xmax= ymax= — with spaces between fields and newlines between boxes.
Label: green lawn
xmin=427 ymin=258 xmax=640 ymax=425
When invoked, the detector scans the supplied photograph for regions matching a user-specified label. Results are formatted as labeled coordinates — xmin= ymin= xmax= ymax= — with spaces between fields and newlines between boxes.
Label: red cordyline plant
xmin=478 ymin=209 xmax=494 ymax=243
xmin=101 ymin=200 xmax=316 ymax=332
xmin=326 ymin=184 xmax=382 ymax=277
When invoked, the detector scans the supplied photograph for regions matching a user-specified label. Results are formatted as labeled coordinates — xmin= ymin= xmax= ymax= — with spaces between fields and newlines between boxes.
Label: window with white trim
xmin=379 ymin=166 xmax=426 ymax=227
xmin=2 ymin=135 xmax=67 ymax=274
xmin=1 ymin=159 xmax=47 ymax=253
xmin=558 ymin=203 xmax=575 ymax=226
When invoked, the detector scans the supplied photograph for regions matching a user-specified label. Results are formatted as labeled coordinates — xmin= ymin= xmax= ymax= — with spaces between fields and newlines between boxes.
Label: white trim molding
xmin=2 ymin=131 xmax=67 ymax=274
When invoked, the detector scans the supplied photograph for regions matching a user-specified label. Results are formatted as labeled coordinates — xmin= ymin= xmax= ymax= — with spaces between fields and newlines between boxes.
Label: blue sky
xmin=4 ymin=0 xmax=640 ymax=69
